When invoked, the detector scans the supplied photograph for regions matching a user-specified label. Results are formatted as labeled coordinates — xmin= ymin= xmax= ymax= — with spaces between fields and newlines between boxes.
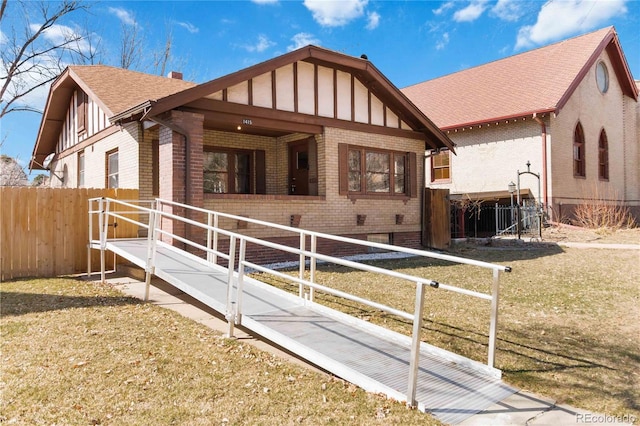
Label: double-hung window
xmin=204 ymin=148 xmax=265 ymax=194
xmin=106 ymin=149 xmax=118 ymax=188
xmin=78 ymin=151 xmax=85 ymax=187
xmin=430 ymin=150 xmax=450 ymax=181
xmin=340 ymin=144 xmax=416 ymax=198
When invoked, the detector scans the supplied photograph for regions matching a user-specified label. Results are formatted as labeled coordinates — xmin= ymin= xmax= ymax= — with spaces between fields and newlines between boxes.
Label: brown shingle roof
xmin=402 ymin=27 xmax=637 ymax=129
xmin=30 ymin=65 xmax=196 ymax=169
xmin=68 ymin=65 xmax=196 ymax=116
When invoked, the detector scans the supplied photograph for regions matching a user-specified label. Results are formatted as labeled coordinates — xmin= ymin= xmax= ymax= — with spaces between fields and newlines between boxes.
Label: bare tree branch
xmin=119 ymin=20 xmax=143 ymax=70
xmin=153 ymin=25 xmax=173 ymax=76
xmin=0 ymin=0 xmax=90 ymax=119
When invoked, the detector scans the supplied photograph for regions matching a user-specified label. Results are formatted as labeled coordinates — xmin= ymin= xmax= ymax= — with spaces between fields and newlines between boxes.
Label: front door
xmin=289 ymin=141 xmax=310 ymax=195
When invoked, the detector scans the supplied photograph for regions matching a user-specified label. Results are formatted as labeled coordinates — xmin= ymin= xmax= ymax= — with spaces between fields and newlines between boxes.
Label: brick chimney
xmin=167 ymin=71 xmax=183 ymax=80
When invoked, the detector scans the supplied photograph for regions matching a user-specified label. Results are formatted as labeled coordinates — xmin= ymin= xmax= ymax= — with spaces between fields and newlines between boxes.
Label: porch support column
xmin=157 ymin=110 xmax=204 ymax=249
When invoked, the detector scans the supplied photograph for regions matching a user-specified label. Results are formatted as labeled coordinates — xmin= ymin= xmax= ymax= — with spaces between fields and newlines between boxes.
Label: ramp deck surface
xmin=100 ymin=238 xmax=516 ymax=425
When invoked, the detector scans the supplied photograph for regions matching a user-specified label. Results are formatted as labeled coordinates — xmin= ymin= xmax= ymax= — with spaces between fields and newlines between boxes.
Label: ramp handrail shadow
xmin=88 ymin=197 xmax=512 ymax=407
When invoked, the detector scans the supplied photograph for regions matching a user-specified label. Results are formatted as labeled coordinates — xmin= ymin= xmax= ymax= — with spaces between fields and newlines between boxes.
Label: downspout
xmin=146 ymin=115 xmax=192 ymax=248
xmin=533 ymin=115 xmax=549 ymax=216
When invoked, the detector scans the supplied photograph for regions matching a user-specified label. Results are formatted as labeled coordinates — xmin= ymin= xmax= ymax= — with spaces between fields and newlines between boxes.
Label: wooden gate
xmin=422 ymin=188 xmax=450 ymax=250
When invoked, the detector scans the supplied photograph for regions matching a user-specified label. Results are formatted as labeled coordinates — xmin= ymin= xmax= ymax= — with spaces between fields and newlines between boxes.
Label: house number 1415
xmin=242 ymin=119 xmax=253 ymax=125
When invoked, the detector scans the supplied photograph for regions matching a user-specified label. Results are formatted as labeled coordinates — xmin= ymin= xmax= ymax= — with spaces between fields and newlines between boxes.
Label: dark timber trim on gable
xmin=143 ymin=45 xmax=454 ymax=152
xmin=182 ymin=98 xmax=429 ymax=141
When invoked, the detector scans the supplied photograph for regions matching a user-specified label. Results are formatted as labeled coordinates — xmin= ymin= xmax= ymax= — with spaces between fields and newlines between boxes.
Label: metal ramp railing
xmin=88 ymin=197 xmax=512 ymax=409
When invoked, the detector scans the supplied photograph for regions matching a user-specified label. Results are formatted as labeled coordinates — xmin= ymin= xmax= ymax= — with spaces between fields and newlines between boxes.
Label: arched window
xmin=598 ymin=129 xmax=609 ymax=180
xmin=573 ymin=123 xmax=585 ymax=177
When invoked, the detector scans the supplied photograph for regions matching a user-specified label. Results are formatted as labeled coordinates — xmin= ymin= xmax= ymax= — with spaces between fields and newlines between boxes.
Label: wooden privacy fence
xmin=1 ymin=188 xmax=139 ymax=281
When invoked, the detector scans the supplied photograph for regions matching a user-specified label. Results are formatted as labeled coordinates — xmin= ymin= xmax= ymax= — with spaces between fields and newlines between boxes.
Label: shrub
xmin=572 ymin=184 xmax=636 ymax=230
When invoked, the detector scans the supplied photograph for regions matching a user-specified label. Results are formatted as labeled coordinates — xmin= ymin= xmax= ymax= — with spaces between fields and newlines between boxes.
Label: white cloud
xmin=453 ymin=0 xmax=490 ymax=22
xmin=108 ymin=7 xmax=137 ymax=26
xmin=436 ymin=32 xmax=450 ymax=50
xmin=433 ymin=1 xmax=455 ymax=16
xmin=29 ymin=23 xmax=92 ymax=55
xmin=366 ymin=11 xmax=380 ymax=30
xmin=490 ymin=0 xmax=524 ymax=22
xmin=177 ymin=21 xmax=199 ymax=34
xmin=241 ymin=35 xmax=276 ymax=53
xmin=288 ymin=32 xmax=320 ymax=51
xmin=251 ymin=0 xmax=279 ymax=3
xmin=303 ymin=0 xmax=368 ymax=27
xmin=0 ymin=30 xmax=7 ymax=45
xmin=516 ymin=0 xmax=627 ymax=49
xmin=0 ymin=56 xmax=59 ymax=111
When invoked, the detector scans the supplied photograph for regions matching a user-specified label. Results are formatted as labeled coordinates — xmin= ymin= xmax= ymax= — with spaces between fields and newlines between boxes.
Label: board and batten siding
xmin=57 ymin=89 xmax=110 ymax=154
xmin=205 ymin=62 xmax=411 ymax=130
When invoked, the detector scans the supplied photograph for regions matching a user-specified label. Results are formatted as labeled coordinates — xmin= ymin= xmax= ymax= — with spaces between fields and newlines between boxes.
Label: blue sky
xmin=1 ymin=0 xmax=639 ymax=179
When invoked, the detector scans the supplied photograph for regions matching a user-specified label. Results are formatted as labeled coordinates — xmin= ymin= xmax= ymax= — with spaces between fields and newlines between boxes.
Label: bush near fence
xmin=1 ymin=188 xmax=139 ymax=281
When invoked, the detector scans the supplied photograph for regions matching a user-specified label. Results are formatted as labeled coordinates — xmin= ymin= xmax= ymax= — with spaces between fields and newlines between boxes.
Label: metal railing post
xmin=87 ymin=199 xmax=93 ymax=277
xmin=144 ymin=209 xmax=156 ymax=302
xmin=212 ymin=214 xmax=219 ymax=265
xmin=226 ymin=235 xmax=237 ymax=338
xmin=407 ymin=281 xmax=427 ymax=408
xmin=98 ymin=198 xmax=106 ymax=283
xmin=206 ymin=212 xmax=213 ymax=263
xmin=236 ymin=238 xmax=247 ymax=325
xmin=488 ymin=269 xmax=501 ymax=368
xmin=309 ymin=234 xmax=317 ymax=302
xmin=299 ymin=232 xmax=306 ymax=298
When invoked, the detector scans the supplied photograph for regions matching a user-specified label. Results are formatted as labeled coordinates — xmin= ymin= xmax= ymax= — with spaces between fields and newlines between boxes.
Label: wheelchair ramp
xmin=101 ymin=238 xmax=516 ymax=425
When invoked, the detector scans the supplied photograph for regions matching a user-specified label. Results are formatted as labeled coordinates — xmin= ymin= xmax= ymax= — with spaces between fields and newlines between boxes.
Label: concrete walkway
xmin=98 ymin=271 xmax=636 ymax=426
xmin=556 ymin=242 xmax=640 ymax=250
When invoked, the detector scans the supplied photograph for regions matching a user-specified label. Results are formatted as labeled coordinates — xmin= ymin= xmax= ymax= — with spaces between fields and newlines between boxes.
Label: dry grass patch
xmin=0 ymin=278 xmax=440 ymax=425
xmin=542 ymin=225 xmax=640 ymax=245
xmin=257 ymin=245 xmax=639 ymax=419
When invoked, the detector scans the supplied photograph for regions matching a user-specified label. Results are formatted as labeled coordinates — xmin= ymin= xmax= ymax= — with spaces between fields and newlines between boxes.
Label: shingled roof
xmin=31 ymin=66 xmax=195 ymax=169
xmin=402 ymin=27 xmax=638 ymax=130
xmin=69 ymin=65 xmax=196 ymax=116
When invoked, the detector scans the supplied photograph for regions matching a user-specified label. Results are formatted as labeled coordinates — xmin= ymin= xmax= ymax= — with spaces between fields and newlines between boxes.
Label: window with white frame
xmin=106 ymin=149 xmax=119 ymax=188
xmin=78 ymin=151 xmax=85 ymax=187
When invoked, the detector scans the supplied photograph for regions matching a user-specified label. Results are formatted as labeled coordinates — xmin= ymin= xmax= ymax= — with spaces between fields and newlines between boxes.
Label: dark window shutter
xmin=338 ymin=143 xmax=349 ymax=195
xmin=408 ymin=151 xmax=417 ymax=198
xmin=255 ymin=149 xmax=266 ymax=194
xmin=77 ymin=90 xmax=87 ymax=132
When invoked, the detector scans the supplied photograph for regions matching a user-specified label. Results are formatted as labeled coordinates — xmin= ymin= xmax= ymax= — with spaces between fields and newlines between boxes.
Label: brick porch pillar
xmin=158 ymin=110 xmax=204 ymax=249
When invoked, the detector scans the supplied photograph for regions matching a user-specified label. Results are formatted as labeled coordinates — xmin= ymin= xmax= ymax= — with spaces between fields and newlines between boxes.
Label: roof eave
xmin=441 ymin=108 xmax=557 ymax=131
xmin=110 ymin=100 xmax=153 ymax=124
xmin=145 ymin=45 xmax=455 ymax=152
xmin=30 ymin=68 xmax=73 ymax=170
xmin=557 ymin=28 xmax=638 ymax=112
